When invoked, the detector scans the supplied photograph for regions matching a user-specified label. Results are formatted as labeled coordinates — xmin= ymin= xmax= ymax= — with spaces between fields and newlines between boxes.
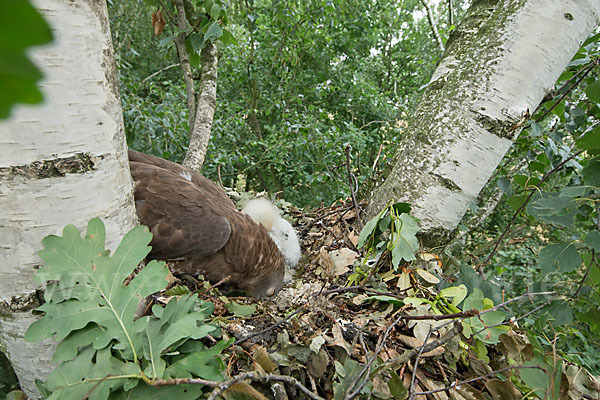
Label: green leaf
xmin=546 ymin=300 xmax=573 ymax=326
xmin=209 ymin=3 xmax=222 ymax=19
xmin=0 ymin=0 xmax=53 ymax=118
xmin=204 ymin=21 xmax=223 ymax=42
xmin=538 ymin=242 xmax=581 ymax=274
xmin=585 ymin=80 xmax=600 ymax=103
xmin=527 ymin=192 xmax=579 ymax=228
xmin=462 ymin=289 xmax=507 ymax=344
xmin=220 ymin=28 xmax=238 ymax=45
xmin=507 ymin=194 xmax=527 ymax=211
xmin=163 ymin=285 xmax=191 ymax=296
xmin=357 ymin=207 xmax=386 ymax=248
xmin=388 ymin=370 xmax=408 ymax=399
xmin=496 ymin=177 xmax=513 ymax=195
xmin=581 ymin=157 xmax=600 ymax=186
xmin=43 ymin=346 xmax=140 ymax=400
xmin=224 ymin=300 xmax=257 ymax=317
xmin=390 ymin=214 xmax=419 ymax=267
xmin=143 ymin=295 xmax=218 ymax=379
xmin=165 ymin=339 xmax=232 ymax=381
xmin=26 ymin=219 xmax=169 ymax=362
xmin=584 ymin=230 xmax=600 ymax=251
xmin=576 ymin=126 xmax=600 ymax=151
xmin=522 ymin=355 xmax=562 ymax=400
xmin=440 ymin=285 xmax=468 ymax=307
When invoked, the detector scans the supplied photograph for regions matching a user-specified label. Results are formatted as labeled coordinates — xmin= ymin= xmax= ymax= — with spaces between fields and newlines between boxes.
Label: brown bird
xmin=128 ymin=150 xmax=285 ymax=299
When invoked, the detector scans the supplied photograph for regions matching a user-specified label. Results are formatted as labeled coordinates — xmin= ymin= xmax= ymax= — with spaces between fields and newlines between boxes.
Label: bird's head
xmin=242 ymin=259 xmax=285 ymax=300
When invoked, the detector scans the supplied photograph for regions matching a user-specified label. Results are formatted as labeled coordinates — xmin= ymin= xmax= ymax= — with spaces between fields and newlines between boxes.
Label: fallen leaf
xmin=331 ymin=322 xmax=352 ymax=355
xmin=253 ymin=345 xmax=276 ymax=373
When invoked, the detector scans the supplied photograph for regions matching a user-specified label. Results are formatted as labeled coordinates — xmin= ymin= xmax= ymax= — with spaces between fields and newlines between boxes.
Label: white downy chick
xmin=243 ymin=198 xmax=301 ymax=282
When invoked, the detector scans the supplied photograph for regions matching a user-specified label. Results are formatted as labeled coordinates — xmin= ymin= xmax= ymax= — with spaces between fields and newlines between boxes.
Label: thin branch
xmin=234 ymin=307 xmax=306 ymax=346
xmin=420 ymin=0 xmax=444 ymax=52
xmin=535 ymin=59 xmax=598 ymax=122
xmin=408 ymin=326 xmax=433 ymax=400
xmin=480 ymin=150 xmax=584 ymax=268
xmin=169 ymin=0 xmax=197 ymax=131
xmin=206 ymin=372 xmax=325 ymax=400
xmin=412 ymin=365 xmax=549 ymax=396
xmin=574 ymin=249 xmax=597 ymax=297
xmin=141 ymin=63 xmax=180 ymax=83
xmin=371 ymin=143 xmax=384 ymax=176
xmin=345 ymin=145 xmax=363 ymax=228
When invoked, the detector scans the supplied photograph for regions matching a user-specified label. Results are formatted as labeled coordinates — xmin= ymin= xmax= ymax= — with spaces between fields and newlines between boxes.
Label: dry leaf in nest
xmin=252 ymin=345 xmax=277 ymax=373
xmin=319 ymin=247 xmax=358 ymax=278
xmin=485 ymin=379 xmax=522 ymax=400
xmin=342 ymin=208 xmax=356 ymax=220
xmin=348 ymin=230 xmax=359 ymax=247
xmin=330 ymin=322 xmax=353 ymax=355
xmin=225 ymin=382 xmax=269 ymax=400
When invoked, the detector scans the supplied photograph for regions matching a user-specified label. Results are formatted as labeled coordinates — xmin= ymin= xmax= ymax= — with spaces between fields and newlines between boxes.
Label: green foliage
xmin=25 ymin=219 xmax=229 ymax=398
xmin=0 ymin=0 xmax=52 ymax=118
xmin=110 ymin=0 xmax=442 ymax=206
xmin=358 ymin=202 xmax=418 ymax=268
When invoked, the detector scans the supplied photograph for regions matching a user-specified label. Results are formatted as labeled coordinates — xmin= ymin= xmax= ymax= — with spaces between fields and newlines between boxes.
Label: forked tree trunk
xmin=0 ymin=0 xmax=137 ymax=397
xmin=367 ymin=0 xmax=600 ymax=246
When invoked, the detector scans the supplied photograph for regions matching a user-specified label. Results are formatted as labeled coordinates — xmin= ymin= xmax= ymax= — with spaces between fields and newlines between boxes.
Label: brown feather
xmin=128 ymin=150 xmax=285 ymax=299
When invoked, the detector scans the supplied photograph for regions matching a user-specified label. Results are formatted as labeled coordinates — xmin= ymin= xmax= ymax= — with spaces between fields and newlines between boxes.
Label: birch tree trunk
xmin=0 ymin=0 xmax=137 ymax=397
xmin=183 ymin=40 xmax=219 ymax=172
xmin=366 ymin=0 xmax=600 ymax=246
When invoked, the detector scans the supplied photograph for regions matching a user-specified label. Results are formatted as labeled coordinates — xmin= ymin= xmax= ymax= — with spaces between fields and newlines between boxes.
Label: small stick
xmin=344 ymin=145 xmax=363 ymax=228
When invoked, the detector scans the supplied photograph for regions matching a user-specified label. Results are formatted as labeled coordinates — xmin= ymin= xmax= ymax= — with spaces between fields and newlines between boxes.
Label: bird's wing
xmin=129 ymin=159 xmax=232 ymax=260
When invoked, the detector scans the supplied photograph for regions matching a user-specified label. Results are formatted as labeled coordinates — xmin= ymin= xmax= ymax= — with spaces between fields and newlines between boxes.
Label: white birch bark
xmin=367 ymin=0 xmax=600 ymax=245
xmin=0 ymin=0 xmax=137 ymax=397
xmin=183 ymin=40 xmax=219 ymax=171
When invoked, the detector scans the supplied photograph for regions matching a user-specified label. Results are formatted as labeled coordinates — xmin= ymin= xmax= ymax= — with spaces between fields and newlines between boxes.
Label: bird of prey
xmin=128 ymin=150 xmax=295 ymax=300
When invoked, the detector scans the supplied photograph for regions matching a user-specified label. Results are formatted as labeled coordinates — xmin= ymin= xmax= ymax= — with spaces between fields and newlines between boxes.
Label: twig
xmin=470 ymin=297 xmax=554 ymax=338
xmin=217 ymin=164 xmax=224 ymax=189
xmin=535 ymin=59 xmax=598 ymax=122
xmin=206 ymin=371 xmax=324 ymax=400
xmin=359 ymin=120 xmax=389 ymax=130
xmin=403 ymin=309 xmax=479 ymax=321
xmin=574 ymin=249 xmax=597 ymax=297
xmin=300 ymin=205 xmax=356 ymax=234
xmin=420 ymin=0 xmax=444 ymax=52
xmin=234 ymin=307 xmax=306 ymax=346
xmin=386 ymin=322 xmax=463 ymax=370
xmin=408 ymin=326 xmax=433 ymax=400
xmin=371 ymin=143 xmax=384 ymax=175
xmin=412 ymin=365 xmax=549 ymax=396
xmin=480 ymin=150 xmax=583 ymax=268
xmin=197 ymin=275 xmax=232 ymax=297
xmin=141 ymin=63 xmax=180 ymax=83
xmin=344 ymin=145 xmax=363 ymax=228
xmin=320 ymin=284 xmax=414 ymax=299
xmin=345 ymin=311 xmax=407 ymax=399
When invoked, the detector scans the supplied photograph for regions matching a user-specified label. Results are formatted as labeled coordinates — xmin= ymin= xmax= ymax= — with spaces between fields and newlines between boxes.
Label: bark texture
xmin=183 ymin=40 xmax=219 ymax=171
xmin=367 ymin=0 xmax=600 ymax=245
xmin=0 ymin=0 xmax=137 ymax=397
